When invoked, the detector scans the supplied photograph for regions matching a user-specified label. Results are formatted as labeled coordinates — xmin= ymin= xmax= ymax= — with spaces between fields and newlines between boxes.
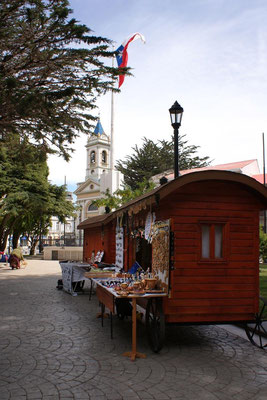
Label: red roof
xmin=163 ymin=160 xmax=259 ymax=180
xmin=252 ymin=174 xmax=267 ymax=184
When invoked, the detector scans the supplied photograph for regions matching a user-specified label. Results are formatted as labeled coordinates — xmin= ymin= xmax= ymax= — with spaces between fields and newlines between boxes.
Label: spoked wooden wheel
xmin=145 ymin=298 xmax=165 ymax=353
xmin=245 ymin=296 xmax=267 ymax=349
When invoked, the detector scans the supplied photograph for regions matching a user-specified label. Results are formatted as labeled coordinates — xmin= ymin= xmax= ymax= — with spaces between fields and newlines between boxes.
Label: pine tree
xmin=0 ymin=0 xmax=119 ymax=160
xmin=116 ymin=135 xmax=211 ymax=190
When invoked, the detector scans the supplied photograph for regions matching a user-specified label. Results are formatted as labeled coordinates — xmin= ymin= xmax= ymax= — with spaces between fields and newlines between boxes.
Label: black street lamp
xmin=169 ymin=101 xmax=184 ymax=179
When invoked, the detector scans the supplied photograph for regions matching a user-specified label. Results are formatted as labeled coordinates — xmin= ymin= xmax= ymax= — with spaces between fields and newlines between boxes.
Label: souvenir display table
xmin=59 ymin=261 xmax=92 ymax=295
xmin=59 ymin=262 xmax=115 ymax=296
xmin=92 ymin=278 xmax=167 ymax=361
xmin=84 ymin=270 xmax=115 ymax=299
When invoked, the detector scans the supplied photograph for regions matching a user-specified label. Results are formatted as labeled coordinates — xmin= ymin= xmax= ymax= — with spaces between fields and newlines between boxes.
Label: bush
xmin=259 ymin=226 xmax=267 ymax=262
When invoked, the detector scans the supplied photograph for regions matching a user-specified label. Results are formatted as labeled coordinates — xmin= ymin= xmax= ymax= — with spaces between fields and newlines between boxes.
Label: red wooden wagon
xmin=78 ymin=170 xmax=267 ymax=351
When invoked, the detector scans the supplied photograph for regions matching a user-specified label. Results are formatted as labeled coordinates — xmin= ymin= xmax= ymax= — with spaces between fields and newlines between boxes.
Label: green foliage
xmin=116 ymin=135 xmax=211 ymax=190
xmin=0 ymin=0 xmax=120 ymax=160
xmin=93 ymin=180 xmax=155 ymax=211
xmin=0 ymin=136 xmax=75 ymax=251
xmin=260 ymin=264 xmax=267 ymax=317
xmin=259 ymin=226 xmax=267 ymax=262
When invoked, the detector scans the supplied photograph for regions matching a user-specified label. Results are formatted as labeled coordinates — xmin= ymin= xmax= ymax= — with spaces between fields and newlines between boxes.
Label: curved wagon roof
xmin=78 ymin=170 xmax=267 ymax=229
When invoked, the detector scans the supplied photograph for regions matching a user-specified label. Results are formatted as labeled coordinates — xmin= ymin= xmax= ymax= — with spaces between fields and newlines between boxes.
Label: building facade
xmin=44 ymin=191 xmax=77 ymax=246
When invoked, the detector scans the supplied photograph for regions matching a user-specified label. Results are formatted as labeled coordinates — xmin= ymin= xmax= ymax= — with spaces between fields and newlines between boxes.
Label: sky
xmin=47 ymin=0 xmax=267 ymax=193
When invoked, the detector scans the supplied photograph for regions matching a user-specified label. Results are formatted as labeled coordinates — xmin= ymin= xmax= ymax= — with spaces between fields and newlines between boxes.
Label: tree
xmin=260 ymin=226 xmax=267 ymax=263
xmin=0 ymin=0 xmax=120 ymax=160
xmin=93 ymin=180 xmax=156 ymax=211
xmin=116 ymin=135 xmax=211 ymax=190
xmin=0 ymin=135 xmax=75 ymax=251
xmin=22 ymin=184 xmax=75 ymax=254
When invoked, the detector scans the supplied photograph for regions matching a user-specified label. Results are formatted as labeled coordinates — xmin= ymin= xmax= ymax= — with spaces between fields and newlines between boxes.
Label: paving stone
xmin=1 ymin=260 xmax=267 ymax=400
xmin=27 ymin=394 xmax=42 ymax=400
xmin=58 ymin=389 xmax=73 ymax=398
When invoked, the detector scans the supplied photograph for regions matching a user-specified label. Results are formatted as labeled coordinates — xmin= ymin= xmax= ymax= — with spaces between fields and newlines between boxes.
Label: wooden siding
xmin=81 ymin=177 xmax=264 ymax=325
xmin=83 ymin=221 xmax=116 ymax=264
xmin=155 ymin=180 xmax=260 ymax=323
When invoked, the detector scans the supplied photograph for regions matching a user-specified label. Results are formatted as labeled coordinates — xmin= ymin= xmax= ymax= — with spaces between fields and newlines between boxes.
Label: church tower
xmin=74 ymin=118 xmax=123 ymax=223
xmin=85 ymin=119 xmax=110 ymax=180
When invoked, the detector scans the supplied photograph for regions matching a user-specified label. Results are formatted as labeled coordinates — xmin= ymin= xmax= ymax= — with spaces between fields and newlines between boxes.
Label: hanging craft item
xmin=145 ymin=212 xmax=155 ymax=243
xmin=115 ymin=217 xmax=124 ymax=269
xmin=130 ymin=228 xmax=145 ymax=238
xmin=151 ymin=220 xmax=170 ymax=293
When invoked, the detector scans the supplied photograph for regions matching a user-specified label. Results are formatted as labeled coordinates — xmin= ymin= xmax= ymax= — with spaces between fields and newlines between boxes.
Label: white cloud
xmin=48 ymin=0 xmax=267 ymax=189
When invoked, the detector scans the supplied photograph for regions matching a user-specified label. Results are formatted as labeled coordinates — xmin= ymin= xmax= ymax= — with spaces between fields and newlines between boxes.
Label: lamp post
xmin=169 ymin=101 xmax=184 ymax=179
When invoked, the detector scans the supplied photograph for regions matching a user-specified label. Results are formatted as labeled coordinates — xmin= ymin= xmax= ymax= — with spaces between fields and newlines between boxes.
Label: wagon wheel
xmin=145 ymin=298 xmax=165 ymax=353
xmin=244 ymin=296 xmax=267 ymax=349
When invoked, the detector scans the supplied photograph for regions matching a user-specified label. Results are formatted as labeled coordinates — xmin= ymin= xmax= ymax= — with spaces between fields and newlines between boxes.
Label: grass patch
xmin=259 ymin=263 xmax=267 ymax=318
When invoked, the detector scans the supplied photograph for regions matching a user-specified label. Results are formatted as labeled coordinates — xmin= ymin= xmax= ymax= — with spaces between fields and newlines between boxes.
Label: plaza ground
xmin=0 ymin=260 xmax=267 ymax=400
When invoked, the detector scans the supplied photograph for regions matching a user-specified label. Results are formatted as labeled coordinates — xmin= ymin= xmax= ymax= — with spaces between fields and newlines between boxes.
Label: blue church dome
xmin=94 ymin=120 xmax=104 ymax=135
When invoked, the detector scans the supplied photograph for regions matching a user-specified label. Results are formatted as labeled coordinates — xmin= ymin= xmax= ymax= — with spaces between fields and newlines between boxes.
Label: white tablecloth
xmin=59 ymin=262 xmax=91 ymax=295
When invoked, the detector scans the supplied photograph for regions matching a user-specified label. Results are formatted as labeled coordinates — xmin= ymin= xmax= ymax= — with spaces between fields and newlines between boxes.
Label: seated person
xmin=9 ymin=247 xmax=25 ymax=269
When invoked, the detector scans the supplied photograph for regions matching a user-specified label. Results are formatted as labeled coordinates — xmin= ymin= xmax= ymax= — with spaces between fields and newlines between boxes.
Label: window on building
xmin=102 ymin=150 xmax=107 ymax=164
xmin=200 ymin=223 xmax=226 ymax=261
xmin=88 ymin=203 xmax=98 ymax=211
xmin=90 ymin=151 xmax=96 ymax=164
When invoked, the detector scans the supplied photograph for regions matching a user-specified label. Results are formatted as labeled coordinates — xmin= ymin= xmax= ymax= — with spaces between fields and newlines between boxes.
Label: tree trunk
xmin=12 ymin=230 xmax=20 ymax=249
xmin=0 ymin=215 xmax=11 ymax=251
xmin=0 ymin=235 xmax=7 ymax=252
xmin=0 ymin=227 xmax=11 ymax=252
xmin=0 ymin=215 xmax=17 ymax=251
xmin=30 ymin=238 xmax=38 ymax=255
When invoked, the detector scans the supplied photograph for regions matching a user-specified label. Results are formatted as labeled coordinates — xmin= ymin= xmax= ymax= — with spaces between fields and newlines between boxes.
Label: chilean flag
xmin=115 ymin=32 xmax=145 ymax=88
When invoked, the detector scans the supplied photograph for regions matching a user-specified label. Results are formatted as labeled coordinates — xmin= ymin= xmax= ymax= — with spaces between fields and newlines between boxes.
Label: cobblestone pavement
xmin=1 ymin=260 xmax=267 ymax=400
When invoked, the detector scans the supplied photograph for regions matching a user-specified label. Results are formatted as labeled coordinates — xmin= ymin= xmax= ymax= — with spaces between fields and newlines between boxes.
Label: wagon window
xmin=214 ymin=224 xmax=223 ymax=258
xmin=200 ymin=223 xmax=224 ymax=260
xmin=201 ymin=225 xmax=210 ymax=258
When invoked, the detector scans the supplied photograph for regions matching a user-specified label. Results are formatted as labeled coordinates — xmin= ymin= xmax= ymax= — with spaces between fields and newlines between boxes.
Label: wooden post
xmin=123 ymin=296 xmax=146 ymax=361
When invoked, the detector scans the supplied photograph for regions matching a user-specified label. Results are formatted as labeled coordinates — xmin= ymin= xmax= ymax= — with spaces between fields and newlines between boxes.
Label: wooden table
xmin=92 ymin=279 xmax=167 ymax=361
xmin=84 ymin=271 xmax=115 ymax=300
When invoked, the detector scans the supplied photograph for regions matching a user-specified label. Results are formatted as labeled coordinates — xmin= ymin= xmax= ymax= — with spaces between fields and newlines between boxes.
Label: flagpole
xmin=110 ymin=48 xmax=115 ymax=171
xmin=64 ymin=175 xmax=66 ymax=245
